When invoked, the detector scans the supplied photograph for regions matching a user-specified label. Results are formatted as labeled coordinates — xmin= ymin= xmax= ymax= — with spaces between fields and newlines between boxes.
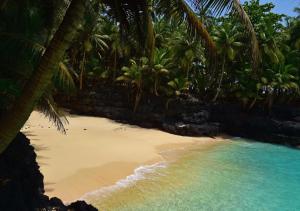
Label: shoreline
xmin=78 ymin=161 xmax=169 ymax=204
xmin=22 ymin=111 xmax=226 ymax=203
xmin=80 ymin=140 xmax=225 ymax=205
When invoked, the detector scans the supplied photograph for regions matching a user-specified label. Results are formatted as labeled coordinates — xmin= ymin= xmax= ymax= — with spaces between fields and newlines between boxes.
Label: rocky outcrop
xmin=58 ymin=88 xmax=221 ymax=137
xmin=0 ymin=133 xmax=97 ymax=211
xmin=56 ymin=82 xmax=300 ymax=147
xmin=210 ymin=104 xmax=300 ymax=147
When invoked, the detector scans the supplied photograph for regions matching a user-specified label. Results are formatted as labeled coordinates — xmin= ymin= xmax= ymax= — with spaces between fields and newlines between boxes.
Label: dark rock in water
xmin=0 ymin=133 xmax=98 ymax=211
xmin=68 ymin=201 xmax=98 ymax=211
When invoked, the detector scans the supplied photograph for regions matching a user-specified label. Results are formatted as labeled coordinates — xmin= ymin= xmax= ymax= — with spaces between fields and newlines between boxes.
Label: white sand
xmin=22 ymin=111 xmax=223 ymax=202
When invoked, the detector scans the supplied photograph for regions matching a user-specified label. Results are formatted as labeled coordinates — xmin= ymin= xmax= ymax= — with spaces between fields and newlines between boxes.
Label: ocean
xmin=85 ymin=138 xmax=300 ymax=211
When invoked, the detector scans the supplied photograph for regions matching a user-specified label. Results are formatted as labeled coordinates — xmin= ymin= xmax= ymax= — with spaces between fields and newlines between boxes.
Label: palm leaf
xmin=191 ymin=0 xmax=233 ymax=16
xmin=192 ymin=0 xmax=261 ymax=70
xmin=36 ymin=92 xmax=68 ymax=134
xmin=231 ymin=0 xmax=260 ymax=71
xmin=158 ymin=0 xmax=217 ymax=57
xmin=55 ymin=62 xmax=77 ymax=91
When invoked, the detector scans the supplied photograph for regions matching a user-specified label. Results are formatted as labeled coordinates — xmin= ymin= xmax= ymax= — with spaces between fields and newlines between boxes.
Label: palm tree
xmin=104 ymin=0 xmax=259 ymax=66
xmin=0 ymin=0 xmax=78 ymax=133
xmin=68 ymin=11 xmax=110 ymax=90
xmin=100 ymin=19 xmax=127 ymax=81
xmin=117 ymin=57 xmax=149 ymax=112
xmin=151 ymin=48 xmax=173 ymax=96
xmin=258 ymin=64 xmax=299 ymax=108
xmin=290 ymin=8 xmax=300 ymax=50
xmin=171 ymin=36 xmax=203 ymax=80
xmin=259 ymin=23 xmax=286 ymax=65
xmin=0 ymin=0 xmax=259 ymax=154
xmin=0 ymin=0 xmax=86 ymax=154
xmin=167 ymin=76 xmax=190 ymax=96
xmin=211 ymin=22 xmax=243 ymax=101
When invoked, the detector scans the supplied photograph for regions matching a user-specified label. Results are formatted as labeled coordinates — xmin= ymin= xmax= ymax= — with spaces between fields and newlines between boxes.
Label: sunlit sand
xmin=22 ymin=111 xmax=223 ymax=202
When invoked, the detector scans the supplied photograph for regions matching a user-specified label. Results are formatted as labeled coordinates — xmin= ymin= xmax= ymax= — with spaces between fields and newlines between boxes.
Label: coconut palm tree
xmin=0 ymin=0 xmax=86 ymax=154
xmin=151 ymin=48 xmax=173 ymax=96
xmin=67 ymin=11 xmax=110 ymax=90
xmin=117 ymin=57 xmax=149 ymax=112
xmin=258 ymin=64 xmax=299 ymax=109
xmin=289 ymin=8 xmax=300 ymax=50
xmin=211 ymin=22 xmax=243 ymax=101
xmin=171 ymin=37 xmax=203 ymax=80
xmin=0 ymin=0 xmax=259 ymax=154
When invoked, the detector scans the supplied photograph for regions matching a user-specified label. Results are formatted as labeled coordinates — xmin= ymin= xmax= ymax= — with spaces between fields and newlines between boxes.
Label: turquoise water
xmin=89 ymin=139 xmax=300 ymax=210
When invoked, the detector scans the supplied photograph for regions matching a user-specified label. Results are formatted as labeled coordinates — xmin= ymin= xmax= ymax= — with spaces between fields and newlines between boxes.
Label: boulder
xmin=181 ymin=110 xmax=210 ymax=124
xmin=163 ymin=122 xmax=219 ymax=137
xmin=68 ymin=201 xmax=98 ymax=211
xmin=0 ymin=133 xmax=98 ymax=211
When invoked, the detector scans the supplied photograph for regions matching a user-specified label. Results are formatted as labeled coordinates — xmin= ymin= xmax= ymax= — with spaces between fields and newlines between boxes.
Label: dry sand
xmin=22 ymin=111 xmax=224 ymax=202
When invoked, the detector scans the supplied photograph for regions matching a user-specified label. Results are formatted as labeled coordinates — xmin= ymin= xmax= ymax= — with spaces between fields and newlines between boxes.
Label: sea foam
xmin=79 ymin=161 xmax=167 ymax=201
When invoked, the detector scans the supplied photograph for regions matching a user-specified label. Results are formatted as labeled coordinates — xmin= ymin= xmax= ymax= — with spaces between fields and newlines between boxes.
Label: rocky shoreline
xmin=1 ymin=84 xmax=299 ymax=210
xmin=0 ymin=133 xmax=97 ymax=211
xmin=57 ymin=82 xmax=300 ymax=148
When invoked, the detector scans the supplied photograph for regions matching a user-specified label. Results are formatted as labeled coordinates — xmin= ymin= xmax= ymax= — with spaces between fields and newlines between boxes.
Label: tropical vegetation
xmin=0 ymin=0 xmax=299 ymax=154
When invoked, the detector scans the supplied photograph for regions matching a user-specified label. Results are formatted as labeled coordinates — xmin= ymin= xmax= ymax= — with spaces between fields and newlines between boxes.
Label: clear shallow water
xmin=87 ymin=139 xmax=300 ymax=211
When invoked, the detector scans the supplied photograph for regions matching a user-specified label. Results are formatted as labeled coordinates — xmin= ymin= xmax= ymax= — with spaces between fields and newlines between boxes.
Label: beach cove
xmin=21 ymin=111 xmax=300 ymax=211
xmin=22 ymin=111 xmax=224 ymax=203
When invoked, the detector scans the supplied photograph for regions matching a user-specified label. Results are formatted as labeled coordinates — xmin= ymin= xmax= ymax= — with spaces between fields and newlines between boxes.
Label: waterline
xmin=86 ymin=139 xmax=300 ymax=210
xmin=80 ymin=162 xmax=168 ymax=202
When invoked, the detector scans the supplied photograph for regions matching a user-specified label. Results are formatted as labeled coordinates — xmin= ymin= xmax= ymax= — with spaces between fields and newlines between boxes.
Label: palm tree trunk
xmin=0 ymin=0 xmax=86 ymax=154
xmin=144 ymin=0 xmax=155 ymax=64
xmin=113 ymin=51 xmax=117 ymax=81
xmin=79 ymin=52 xmax=86 ymax=90
xmin=154 ymin=74 xmax=159 ymax=96
xmin=213 ymin=55 xmax=226 ymax=102
xmin=133 ymin=81 xmax=143 ymax=112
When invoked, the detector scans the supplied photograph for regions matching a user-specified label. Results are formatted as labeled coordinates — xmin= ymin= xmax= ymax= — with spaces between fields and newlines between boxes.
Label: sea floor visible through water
xmin=83 ymin=138 xmax=300 ymax=211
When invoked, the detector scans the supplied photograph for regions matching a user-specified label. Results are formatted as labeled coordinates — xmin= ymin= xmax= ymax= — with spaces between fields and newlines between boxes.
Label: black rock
xmin=68 ymin=201 xmax=98 ymax=211
xmin=0 ymin=133 xmax=98 ymax=211
xmin=55 ymin=80 xmax=300 ymax=147
xmin=181 ymin=111 xmax=210 ymax=124
xmin=49 ymin=197 xmax=66 ymax=209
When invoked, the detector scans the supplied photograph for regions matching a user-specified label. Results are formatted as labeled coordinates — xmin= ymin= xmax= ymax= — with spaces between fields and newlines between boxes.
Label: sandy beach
xmin=21 ymin=111 xmax=223 ymax=202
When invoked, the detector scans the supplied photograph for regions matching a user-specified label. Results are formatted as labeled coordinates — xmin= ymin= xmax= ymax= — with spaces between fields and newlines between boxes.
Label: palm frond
xmin=55 ymin=62 xmax=78 ymax=91
xmin=158 ymin=0 xmax=217 ymax=57
xmin=232 ymin=0 xmax=260 ymax=71
xmin=192 ymin=0 xmax=260 ymax=70
xmin=102 ymin=0 xmax=156 ymax=56
xmin=191 ymin=0 xmax=233 ymax=16
xmin=36 ymin=92 xmax=68 ymax=134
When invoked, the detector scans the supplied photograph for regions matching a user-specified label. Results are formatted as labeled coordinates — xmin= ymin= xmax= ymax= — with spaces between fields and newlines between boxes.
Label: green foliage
xmin=0 ymin=0 xmax=71 ymax=130
xmin=0 ymin=79 xmax=21 ymax=110
xmin=91 ymin=0 xmax=299 ymax=109
xmin=167 ymin=76 xmax=190 ymax=96
xmin=1 ymin=0 xmax=300 ymax=119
